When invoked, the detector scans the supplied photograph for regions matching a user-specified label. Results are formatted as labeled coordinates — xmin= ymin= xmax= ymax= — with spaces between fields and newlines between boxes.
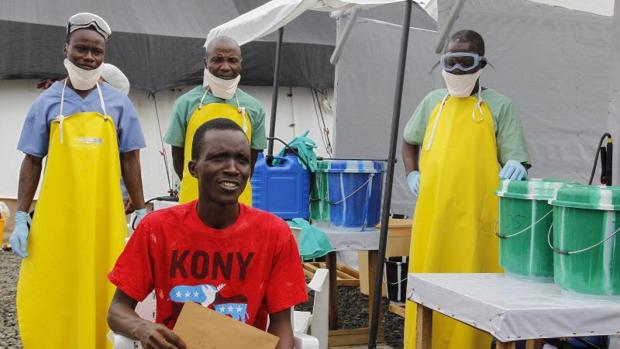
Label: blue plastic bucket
xmin=251 ymin=153 xmax=310 ymax=220
xmin=321 ymin=160 xmax=384 ymax=229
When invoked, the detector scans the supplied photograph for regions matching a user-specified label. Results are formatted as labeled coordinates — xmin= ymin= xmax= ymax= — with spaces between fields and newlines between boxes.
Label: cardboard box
xmin=174 ymin=302 xmax=279 ymax=349
xmin=359 ymin=218 xmax=412 ymax=296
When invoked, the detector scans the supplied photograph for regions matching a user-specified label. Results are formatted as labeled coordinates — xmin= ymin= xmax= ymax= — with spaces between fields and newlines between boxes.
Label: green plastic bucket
xmin=496 ymin=179 xmax=573 ymax=280
xmin=549 ymin=185 xmax=620 ymax=296
xmin=310 ymin=160 xmax=330 ymax=222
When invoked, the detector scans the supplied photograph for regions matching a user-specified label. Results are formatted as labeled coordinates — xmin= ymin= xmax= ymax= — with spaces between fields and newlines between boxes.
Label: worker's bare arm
xmin=171 ymin=146 xmax=184 ymax=180
xmin=16 ymin=154 xmax=43 ymax=212
xmin=402 ymin=141 xmax=420 ymax=174
xmin=120 ymin=150 xmax=145 ymax=209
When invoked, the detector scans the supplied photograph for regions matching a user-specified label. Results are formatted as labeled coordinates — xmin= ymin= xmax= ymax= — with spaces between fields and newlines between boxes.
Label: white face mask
xmin=441 ymin=70 xmax=482 ymax=97
xmin=203 ymin=68 xmax=241 ymax=100
xmin=64 ymin=58 xmax=104 ymax=91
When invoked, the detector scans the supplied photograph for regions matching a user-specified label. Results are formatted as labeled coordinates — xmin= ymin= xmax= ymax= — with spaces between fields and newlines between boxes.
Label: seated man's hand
xmin=499 ymin=160 xmax=527 ymax=180
xmin=134 ymin=321 xmax=186 ymax=349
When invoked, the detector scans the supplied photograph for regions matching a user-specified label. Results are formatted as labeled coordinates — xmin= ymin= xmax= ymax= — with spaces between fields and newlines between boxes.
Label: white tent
xmin=526 ymin=0 xmax=613 ymax=16
xmin=206 ymin=0 xmax=437 ymax=47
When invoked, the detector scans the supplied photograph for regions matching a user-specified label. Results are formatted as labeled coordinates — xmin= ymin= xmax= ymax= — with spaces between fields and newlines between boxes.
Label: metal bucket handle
xmin=496 ymin=209 xmax=553 ymax=239
xmin=387 ymin=278 xmax=407 ymax=286
xmin=327 ymin=173 xmax=374 ymax=205
xmin=547 ymin=223 xmax=620 ymax=255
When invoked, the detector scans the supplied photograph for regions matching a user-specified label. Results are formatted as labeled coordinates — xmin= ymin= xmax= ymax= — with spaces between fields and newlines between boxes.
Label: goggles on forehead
xmin=67 ymin=12 xmax=111 ymax=40
xmin=440 ymin=52 xmax=485 ymax=72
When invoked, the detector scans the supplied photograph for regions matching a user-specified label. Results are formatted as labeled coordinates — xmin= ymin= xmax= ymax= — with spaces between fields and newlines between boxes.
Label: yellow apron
xmin=178 ymin=89 xmax=253 ymax=205
xmin=17 ymin=81 xmax=127 ymax=349
xmin=404 ymin=93 xmax=502 ymax=349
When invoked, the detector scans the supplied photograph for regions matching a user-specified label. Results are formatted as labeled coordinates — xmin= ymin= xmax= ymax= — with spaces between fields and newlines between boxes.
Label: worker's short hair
xmin=449 ymin=30 xmax=485 ymax=56
xmin=191 ymin=118 xmax=246 ymax=161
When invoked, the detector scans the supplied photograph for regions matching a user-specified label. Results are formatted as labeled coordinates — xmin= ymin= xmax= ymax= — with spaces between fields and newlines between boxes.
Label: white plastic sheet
xmin=317 ymin=223 xmax=380 ymax=251
xmin=407 ymin=273 xmax=620 ymax=342
xmin=525 ymin=0 xmax=613 ymax=16
xmin=206 ymin=0 xmax=437 ymax=47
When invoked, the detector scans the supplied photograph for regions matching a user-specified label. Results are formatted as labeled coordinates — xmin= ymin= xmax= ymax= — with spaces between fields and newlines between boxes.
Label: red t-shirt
xmin=108 ymin=202 xmax=308 ymax=330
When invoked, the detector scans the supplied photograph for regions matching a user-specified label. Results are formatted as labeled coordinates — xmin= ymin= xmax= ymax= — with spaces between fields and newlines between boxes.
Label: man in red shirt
xmin=107 ymin=118 xmax=308 ymax=349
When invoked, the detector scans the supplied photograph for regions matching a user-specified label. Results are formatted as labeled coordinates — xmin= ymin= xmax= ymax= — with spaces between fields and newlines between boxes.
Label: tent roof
xmin=525 ymin=0 xmax=613 ymax=16
xmin=207 ymin=0 xmax=438 ymax=47
xmin=0 ymin=0 xmax=337 ymax=92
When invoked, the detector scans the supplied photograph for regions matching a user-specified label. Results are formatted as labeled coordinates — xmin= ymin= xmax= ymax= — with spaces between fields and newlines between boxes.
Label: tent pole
xmin=330 ymin=7 xmax=360 ymax=65
xmin=434 ymin=0 xmax=467 ymax=53
xmin=267 ymin=27 xmax=284 ymax=165
xmin=368 ymin=0 xmax=413 ymax=348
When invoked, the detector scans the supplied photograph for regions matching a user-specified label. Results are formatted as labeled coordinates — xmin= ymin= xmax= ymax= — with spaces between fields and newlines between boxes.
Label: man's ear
xmin=203 ymin=57 xmax=208 ymax=69
xmin=63 ymin=43 xmax=68 ymax=57
xmin=188 ymin=160 xmax=198 ymax=178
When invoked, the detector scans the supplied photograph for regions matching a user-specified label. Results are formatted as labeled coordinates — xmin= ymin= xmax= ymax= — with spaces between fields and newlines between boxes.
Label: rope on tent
xmin=311 ymin=88 xmax=333 ymax=157
xmin=148 ymin=92 xmax=174 ymax=196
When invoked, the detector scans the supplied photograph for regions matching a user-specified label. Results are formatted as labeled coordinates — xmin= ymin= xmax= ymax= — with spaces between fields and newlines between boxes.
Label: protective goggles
xmin=440 ymin=52 xmax=485 ymax=72
xmin=67 ymin=12 xmax=111 ymax=40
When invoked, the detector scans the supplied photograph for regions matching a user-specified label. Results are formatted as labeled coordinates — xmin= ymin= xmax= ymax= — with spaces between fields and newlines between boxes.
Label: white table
xmin=407 ymin=273 xmax=620 ymax=348
xmin=313 ymin=223 xmax=380 ymax=252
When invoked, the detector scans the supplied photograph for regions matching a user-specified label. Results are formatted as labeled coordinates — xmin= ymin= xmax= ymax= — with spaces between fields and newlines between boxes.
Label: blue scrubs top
xmin=17 ymin=80 xmax=146 ymax=157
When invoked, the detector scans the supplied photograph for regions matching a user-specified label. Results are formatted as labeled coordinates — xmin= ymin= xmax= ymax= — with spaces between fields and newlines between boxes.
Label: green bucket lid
xmin=496 ymin=178 xmax=573 ymax=201
xmin=549 ymin=185 xmax=620 ymax=211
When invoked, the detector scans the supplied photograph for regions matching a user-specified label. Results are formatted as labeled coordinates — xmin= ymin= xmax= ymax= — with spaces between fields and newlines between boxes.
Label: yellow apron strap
xmin=58 ymin=79 xmax=68 ymax=144
xmin=178 ymin=91 xmax=253 ymax=205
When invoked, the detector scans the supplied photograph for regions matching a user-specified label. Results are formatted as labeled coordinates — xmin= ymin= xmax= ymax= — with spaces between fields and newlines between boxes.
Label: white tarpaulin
xmin=206 ymin=0 xmax=437 ymax=46
xmin=407 ymin=273 xmax=620 ymax=341
xmin=526 ymin=0 xmax=614 ymax=16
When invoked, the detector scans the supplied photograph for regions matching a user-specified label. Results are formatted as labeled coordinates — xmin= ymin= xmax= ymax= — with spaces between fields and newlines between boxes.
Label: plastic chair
xmin=111 ymin=268 xmax=329 ymax=349
xmin=293 ymin=268 xmax=329 ymax=349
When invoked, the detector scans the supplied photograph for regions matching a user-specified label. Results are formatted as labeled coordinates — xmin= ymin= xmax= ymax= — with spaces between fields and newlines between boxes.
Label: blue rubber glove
xmin=500 ymin=160 xmax=527 ymax=180
xmin=10 ymin=211 xmax=30 ymax=258
xmin=131 ymin=208 xmax=147 ymax=231
xmin=407 ymin=171 xmax=421 ymax=196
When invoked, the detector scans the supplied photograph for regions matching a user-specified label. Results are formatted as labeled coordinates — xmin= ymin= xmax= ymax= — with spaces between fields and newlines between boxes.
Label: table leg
xmin=497 ymin=341 xmax=517 ymax=349
xmin=367 ymin=250 xmax=383 ymax=327
xmin=415 ymin=304 xmax=432 ymax=349
xmin=525 ymin=339 xmax=544 ymax=349
xmin=326 ymin=252 xmax=338 ymax=330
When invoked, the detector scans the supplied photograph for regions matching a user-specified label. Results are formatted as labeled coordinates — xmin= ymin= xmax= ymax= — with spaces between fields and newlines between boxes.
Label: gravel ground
xmin=0 ymin=252 xmax=22 ymax=349
xmin=0 ymin=251 xmax=403 ymax=348
xmin=295 ymin=285 xmax=404 ymax=348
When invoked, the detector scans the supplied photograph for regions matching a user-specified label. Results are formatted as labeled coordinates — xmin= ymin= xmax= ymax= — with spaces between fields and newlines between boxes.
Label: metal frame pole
xmin=330 ymin=7 xmax=360 ymax=65
xmin=434 ymin=0 xmax=467 ymax=53
xmin=267 ymin=27 xmax=284 ymax=165
xmin=368 ymin=0 xmax=413 ymax=347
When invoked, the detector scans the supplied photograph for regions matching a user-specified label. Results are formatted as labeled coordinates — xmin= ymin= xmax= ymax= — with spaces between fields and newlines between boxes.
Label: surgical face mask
xmin=64 ymin=58 xmax=104 ymax=90
xmin=441 ymin=69 xmax=482 ymax=97
xmin=203 ymin=68 xmax=241 ymax=100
